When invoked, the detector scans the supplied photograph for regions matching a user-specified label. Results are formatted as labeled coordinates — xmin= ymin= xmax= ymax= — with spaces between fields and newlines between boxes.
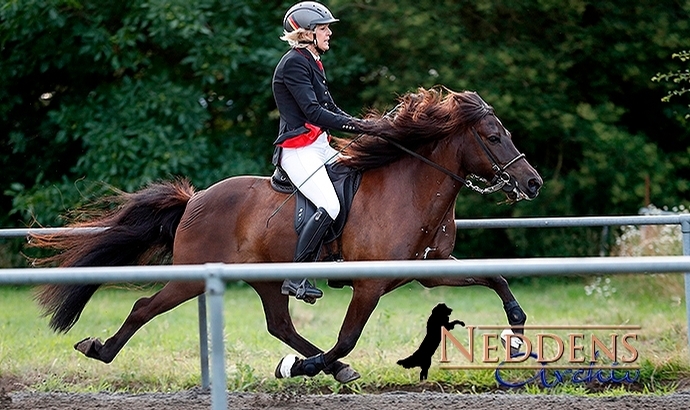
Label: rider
xmin=272 ymin=1 xmax=369 ymax=303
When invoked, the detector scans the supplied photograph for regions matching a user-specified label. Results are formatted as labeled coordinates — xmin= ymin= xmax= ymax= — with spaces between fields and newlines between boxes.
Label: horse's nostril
xmin=528 ymin=178 xmax=542 ymax=193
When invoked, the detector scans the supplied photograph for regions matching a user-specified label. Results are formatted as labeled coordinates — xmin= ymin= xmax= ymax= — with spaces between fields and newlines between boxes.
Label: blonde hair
xmin=280 ymin=28 xmax=314 ymax=48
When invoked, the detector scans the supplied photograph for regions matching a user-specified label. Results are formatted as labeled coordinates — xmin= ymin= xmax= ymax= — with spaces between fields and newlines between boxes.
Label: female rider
xmin=272 ymin=2 xmax=369 ymax=303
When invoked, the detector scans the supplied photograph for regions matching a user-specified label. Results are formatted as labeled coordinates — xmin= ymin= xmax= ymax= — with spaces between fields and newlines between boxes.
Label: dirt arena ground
xmin=3 ymin=388 xmax=690 ymax=410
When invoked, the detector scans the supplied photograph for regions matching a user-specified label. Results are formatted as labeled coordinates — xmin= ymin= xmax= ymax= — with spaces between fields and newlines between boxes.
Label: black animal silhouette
xmin=397 ymin=303 xmax=465 ymax=381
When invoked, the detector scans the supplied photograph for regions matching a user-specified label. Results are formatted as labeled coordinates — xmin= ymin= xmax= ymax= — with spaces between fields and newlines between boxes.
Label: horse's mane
xmin=335 ymin=87 xmax=493 ymax=171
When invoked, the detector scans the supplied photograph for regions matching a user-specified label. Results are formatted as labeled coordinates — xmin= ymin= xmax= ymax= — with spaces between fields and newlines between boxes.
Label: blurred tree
xmin=329 ymin=0 xmax=690 ymax=257
xmin=1 ymin=0 xmax=285 ymax=225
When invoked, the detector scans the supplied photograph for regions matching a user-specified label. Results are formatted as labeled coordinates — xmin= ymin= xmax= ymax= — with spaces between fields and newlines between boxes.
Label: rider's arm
xmin=282 ymin=56 xmax=362 ymax=133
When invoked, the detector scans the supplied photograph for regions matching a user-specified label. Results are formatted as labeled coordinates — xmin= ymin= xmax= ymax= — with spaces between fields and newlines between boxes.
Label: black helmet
xmin=283 ymin=1 xmax=339 ymax=32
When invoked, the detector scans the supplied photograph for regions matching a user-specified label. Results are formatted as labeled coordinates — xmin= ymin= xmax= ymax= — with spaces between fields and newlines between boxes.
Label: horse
xmin=29 ymin=87 xmax=542 ymax=384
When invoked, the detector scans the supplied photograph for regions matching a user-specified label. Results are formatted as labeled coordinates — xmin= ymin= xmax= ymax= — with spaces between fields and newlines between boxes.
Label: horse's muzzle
xmin=503 ymin=175 xmax=542 ymax=201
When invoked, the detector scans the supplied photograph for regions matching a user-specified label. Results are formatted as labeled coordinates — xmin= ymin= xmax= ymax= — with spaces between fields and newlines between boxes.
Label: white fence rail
xmin=1 ymin=214 xmax=689 ymax=410
xmin=454 ymin=214 xmax=689 ymax=229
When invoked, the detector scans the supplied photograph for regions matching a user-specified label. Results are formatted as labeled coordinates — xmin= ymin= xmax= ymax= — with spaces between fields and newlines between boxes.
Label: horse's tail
xmin=29 ymin=178 xmax=196 ymax=333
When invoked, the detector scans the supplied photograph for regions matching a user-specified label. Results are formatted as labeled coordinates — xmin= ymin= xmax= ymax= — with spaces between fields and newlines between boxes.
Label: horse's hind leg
xmin=250 ymin=281 xmax=360 ymax=383
xmin=74 ymin=281 xmax=205 ymax=363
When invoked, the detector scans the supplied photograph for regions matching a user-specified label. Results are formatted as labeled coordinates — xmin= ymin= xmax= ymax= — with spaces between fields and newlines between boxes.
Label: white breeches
xmin=280 ymin=132 xmax=341 ymax=220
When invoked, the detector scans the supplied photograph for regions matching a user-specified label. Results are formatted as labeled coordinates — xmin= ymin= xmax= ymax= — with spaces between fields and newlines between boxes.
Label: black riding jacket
xmin=272 ymin=48 xmax=361 ymax=151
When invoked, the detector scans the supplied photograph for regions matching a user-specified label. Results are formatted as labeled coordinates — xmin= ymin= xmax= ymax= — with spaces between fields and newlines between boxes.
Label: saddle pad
xmin=270 ymin=163 xmax=362 ymax=242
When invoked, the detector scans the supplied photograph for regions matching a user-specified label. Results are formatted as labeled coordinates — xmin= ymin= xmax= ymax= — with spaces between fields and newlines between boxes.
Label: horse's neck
xmin=345 ymin=153 xmax=461 ymax=260
xmin=384 ymin=149 xmax=464 ymax=218
xmin=409 ymin=138 xmax=465 ymax=200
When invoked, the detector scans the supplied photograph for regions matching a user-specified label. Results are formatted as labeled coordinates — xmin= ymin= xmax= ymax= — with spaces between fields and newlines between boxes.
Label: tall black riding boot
xmin=282 ymin=207 xmax=333 ymax=304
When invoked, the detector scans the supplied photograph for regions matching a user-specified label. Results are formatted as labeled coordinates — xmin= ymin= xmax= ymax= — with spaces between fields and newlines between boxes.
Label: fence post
xmin=681 ymin=215 xmax=690 ymax=353
xmin=197 ymin=294 xmax=210 ymax=390
xmin=205 ymin=264 xmax=227 ymax=410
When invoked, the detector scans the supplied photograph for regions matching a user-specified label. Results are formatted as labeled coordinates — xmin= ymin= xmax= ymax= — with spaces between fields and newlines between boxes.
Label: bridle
xmin=468 ymin=127 xmax=526 ymax=197
xmin=379 ymin=112 xmax=528 ymax=199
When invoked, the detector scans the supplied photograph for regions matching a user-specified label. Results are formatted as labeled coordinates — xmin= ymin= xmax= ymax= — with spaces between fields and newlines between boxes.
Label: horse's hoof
xmin=275 ymin=354 xmax=299 ymax=379
xmin=500 ymin=329 xmax=524 ymax=357
xmin=334 ymin=365 xmax=360 ymax=383
xmin=74 ymin=337 xmax=101 ymax=358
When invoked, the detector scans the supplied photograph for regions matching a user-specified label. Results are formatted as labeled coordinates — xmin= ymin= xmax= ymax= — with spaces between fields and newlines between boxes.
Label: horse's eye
xmin=487 ymin=135 xmax=500 ymax=144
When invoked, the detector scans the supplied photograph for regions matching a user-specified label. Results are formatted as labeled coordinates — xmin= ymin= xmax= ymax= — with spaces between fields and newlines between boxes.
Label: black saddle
xmin=270 ymin=162 xmax=362 ymax=244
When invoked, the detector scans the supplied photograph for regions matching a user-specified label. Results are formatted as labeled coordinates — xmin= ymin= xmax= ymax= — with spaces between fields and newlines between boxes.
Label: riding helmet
xmin=283 ymin=1 xmax=339 ymax=32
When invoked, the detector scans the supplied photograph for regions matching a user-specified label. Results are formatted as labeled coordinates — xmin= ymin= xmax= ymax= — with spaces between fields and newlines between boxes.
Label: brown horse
xmin=30 ymin=87 xmax=542 ymax=383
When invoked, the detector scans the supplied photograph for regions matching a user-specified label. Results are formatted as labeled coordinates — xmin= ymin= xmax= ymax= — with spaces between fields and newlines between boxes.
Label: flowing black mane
xmin=336 ymin=87 xmax=493 ymax=171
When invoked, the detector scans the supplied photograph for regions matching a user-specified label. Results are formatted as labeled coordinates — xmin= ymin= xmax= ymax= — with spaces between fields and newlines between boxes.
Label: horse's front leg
xmin=250 ymin=281 xmax=360 ymax=383
xmin=283 ymin=280 xmax=387 ymax=380
xmin=74 ymin=281 xmax=205 ymax=363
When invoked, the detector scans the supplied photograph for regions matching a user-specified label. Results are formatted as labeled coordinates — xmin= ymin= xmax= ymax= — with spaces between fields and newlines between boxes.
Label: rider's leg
xmin=293 ymin=207 xmax=334 ymax=262
xmin=281 ymin=206 xmax=334 ymax=300
xmin=280 ymin=134 xmax=341 ymax=303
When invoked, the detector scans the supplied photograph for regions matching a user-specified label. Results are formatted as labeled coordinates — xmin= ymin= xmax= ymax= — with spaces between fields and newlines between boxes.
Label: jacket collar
xmin=294 ymin=48 xmax=326 ymax=80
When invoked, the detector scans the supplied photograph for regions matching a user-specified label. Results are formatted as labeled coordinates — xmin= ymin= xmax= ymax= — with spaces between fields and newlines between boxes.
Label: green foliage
xmin=653 ymin=51 xmax=690 ymax=120
xmin=331 ymin=0 xmax=690 ymax=257
xmin=2 ymin=0 xmax=690 ymax=257
xmin=1 ymin=0 xmax=281 ymax=225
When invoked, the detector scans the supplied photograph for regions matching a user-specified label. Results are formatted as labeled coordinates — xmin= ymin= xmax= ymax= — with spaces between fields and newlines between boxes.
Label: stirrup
xmin=281 ymin=279 xmax=323 ymax=304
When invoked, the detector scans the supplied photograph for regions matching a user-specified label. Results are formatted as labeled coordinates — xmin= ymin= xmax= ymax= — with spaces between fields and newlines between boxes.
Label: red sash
xmin=279 ymin=123 xmax=323 ymax=148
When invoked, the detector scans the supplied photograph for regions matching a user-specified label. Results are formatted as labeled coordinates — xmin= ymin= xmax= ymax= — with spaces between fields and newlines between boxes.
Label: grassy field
xmin=0 ymin=272 xmax=688 ymax=395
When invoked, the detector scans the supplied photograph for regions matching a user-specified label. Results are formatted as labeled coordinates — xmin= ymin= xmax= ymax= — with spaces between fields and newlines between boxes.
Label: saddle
xmin=270 ymin=162 xmax=362 ymax=244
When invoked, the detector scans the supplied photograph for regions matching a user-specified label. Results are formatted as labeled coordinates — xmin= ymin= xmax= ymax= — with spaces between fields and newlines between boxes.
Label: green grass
xmin=0 ymin=274 xmax=688 ymax=395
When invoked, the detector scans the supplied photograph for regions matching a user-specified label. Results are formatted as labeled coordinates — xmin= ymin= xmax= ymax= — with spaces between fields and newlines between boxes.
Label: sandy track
xmin=4 ymin=388 xmax=690 ymax=410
